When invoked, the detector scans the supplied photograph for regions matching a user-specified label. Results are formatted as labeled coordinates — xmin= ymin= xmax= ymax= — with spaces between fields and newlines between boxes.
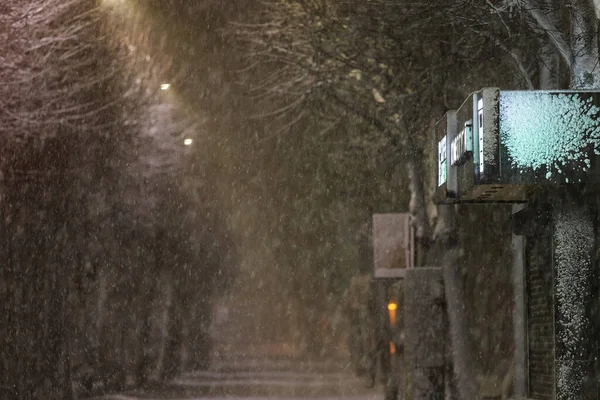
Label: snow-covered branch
xmin=594 ymin=0 xmax=600 ymax=19
xmin=522 ymin=0 xmax=574 ymax=67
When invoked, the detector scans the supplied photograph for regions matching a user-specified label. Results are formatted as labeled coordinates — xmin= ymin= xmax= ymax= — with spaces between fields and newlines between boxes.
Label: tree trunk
xmin=136 ymin=302 xmax=153 ymax=385
xmin=0 ymin=188 xmax=17 ymax=399
xmin=429 ymin=205 xmax=478 ymax=400
xmin=162 ymin=291 xmax=185 ymax=381
xmin=136 ymin=273 xmax=157 ymax=386
xmin=539 ymin=41 xmax=560 ymax=89
xmin=407 ymin=153 xmax=432 ymax=266
xmin=570 ymin=0 xmax=600 ymax=88
xmin=556 ymin=4 xmax=600 ymax=396
xmin=45 ymin=276 xmax=72 ymax=400
xmin=187 ymin=296 xmax=212 ymax=371
xmin=553 ymin=192 xmax=595 ymax=399
xmin=157 ymin=270 xmax=175 ymax=381
xmin=537 ymin=0 xmax=561 ymax=89
xmin=96 ymin=267 xmax=115 ymax=389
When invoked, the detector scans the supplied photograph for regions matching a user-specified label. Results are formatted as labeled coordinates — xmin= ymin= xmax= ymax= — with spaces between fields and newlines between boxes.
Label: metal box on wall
xmin=372 ymin=213 xmax=414 ymax=279
xmin=436 ymin=88 xmax=600 ymax=203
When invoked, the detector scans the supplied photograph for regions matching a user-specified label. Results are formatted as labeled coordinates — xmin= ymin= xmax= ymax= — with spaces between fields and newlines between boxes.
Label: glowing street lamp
xmin=388 ymin=301 xmax=397 ymax=326
xmin=388 ymin=301 xmax=398 ymax=355
xmin=160 ymin=83 xmax=171 ymax=91
xmin=183 ymin=138 xmax=193 ymax=146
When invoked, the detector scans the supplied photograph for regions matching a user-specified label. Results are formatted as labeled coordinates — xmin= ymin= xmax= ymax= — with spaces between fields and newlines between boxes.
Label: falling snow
xmin=4 ymin=0 xmax=599 ymax=399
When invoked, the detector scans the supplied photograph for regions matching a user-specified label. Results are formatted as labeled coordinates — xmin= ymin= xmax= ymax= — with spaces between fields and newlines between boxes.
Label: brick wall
xmin=526 ymin=227 xmax=555 ymax=400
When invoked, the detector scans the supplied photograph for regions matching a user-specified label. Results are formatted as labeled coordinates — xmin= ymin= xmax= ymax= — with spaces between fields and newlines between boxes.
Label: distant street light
xmin=184 ymin=138 xmax=193 ymax=146
xmin=387 ymin=301 xmax=397 ymax=326
xmin=387 ymin=300 xmax=398 ymax=355
xmin=161 ymin=83 xmax=171 ymax=91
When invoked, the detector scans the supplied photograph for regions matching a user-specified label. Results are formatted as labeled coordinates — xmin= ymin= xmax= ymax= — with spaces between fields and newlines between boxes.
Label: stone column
xmin=404 ymin=267 xmax=446 ymax=400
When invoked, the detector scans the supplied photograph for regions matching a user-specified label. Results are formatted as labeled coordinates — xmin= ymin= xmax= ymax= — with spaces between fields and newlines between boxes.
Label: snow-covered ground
xmin=99 ymin=396 xmax=382 ymax=400
xmin=90 ymin=358 xmax=383 ymax=400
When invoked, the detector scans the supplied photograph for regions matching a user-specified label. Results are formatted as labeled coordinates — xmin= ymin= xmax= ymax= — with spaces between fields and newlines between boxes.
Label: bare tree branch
xmin=522 ymin=0 xmax=574 ymax=67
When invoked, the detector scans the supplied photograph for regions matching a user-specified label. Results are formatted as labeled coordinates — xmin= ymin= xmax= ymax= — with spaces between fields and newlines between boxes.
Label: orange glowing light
xmin=388 ymin=302 xmax=397 ymax=326
xmin=389 ymin=341 xmax=396 ymax=354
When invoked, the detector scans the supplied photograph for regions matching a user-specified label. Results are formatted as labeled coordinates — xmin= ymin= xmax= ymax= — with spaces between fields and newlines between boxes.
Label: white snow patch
xmin=500 ymin=92 xmax=600 ymax=177
xmin=554 ymin=207 xmax=594 ymax=399
xmin=556 ymin=360 xmax=587 ymax=400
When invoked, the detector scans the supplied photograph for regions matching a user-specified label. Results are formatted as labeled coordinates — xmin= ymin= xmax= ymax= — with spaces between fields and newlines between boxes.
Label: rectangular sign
xmin=477 ymin=97 xmax=484 ymax=174
xmin=451 ymin=121 xmax=473 ymax=166
xmin=373 ymin=213 xmax=414 ymax=279
xmin=438 ymin=136 xmax=447 ymax=187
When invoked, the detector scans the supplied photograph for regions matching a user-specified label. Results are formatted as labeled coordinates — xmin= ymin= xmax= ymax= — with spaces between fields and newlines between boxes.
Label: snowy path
xmin=99 ymin=396 xmax=381 ymax=400
xmin=90 ymin=358 xmax=383 ymax=400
